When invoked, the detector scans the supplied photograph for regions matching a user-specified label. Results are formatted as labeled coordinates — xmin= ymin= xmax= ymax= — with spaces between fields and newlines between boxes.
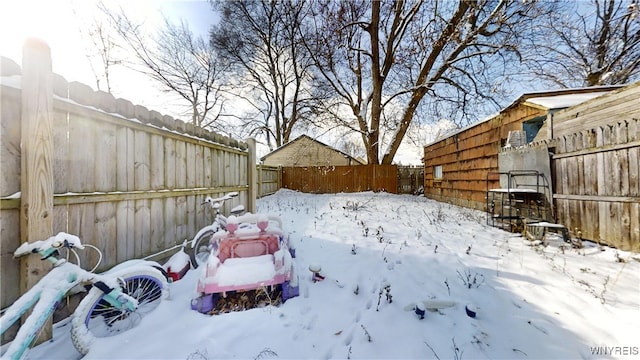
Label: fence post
xmin=20 ymin=39 xmax=55 ymax=342
xmin=246 ymin=138 xmax=257 ymax=212
xmin=257 ymin=163 xmax=262 ymax=198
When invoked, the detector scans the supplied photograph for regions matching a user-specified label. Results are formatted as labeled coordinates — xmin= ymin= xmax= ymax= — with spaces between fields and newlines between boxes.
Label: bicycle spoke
xmin=82 ymin=274 xmax=163 ymax=338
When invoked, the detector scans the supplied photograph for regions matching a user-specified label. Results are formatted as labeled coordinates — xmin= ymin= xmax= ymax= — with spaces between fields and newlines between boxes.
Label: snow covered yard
xmin=28 ymin=190 xmax=639 ymax=359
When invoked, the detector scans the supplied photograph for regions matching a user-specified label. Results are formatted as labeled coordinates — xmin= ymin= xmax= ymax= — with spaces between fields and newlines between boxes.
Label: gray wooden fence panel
xmin=134 ymin=130 xmax=151 ymax=191
xmin=164 ymin=137 xmax=176 ymax=190
xmin=553 ymin=119 xmax=639 ymax=251
xmin=0 ymin=43 xmax=253 ymax=319
xmin=135 ymin=199 xmax=151 ymax=258
xmin=164 ymin=197 xmax=177 ymax=249
xmin=0 ymin=82 xmax=21 ymax=341
xmin=186 ymin=142 xmax=196 ymax=188
xmin=257 ymin=165 xmax=281 ymax=197
xmin=67 ymin=114 xmax=93 ymax=192
xmin=150 ymin=134 xmax=165 ymax=190
xmin=95 ymin=121 xmax=117 ymax=192
xmin=553 ymin=83 xmax=640 ymax=138
xmin=52 ymin=110 xmax=68 ymax=195
xmin=150 ymin=198 xmax=165 ymax=254
xmin=176 ymin=140 xmax=187 ymax=189
xmin=203 ymin=146 xmax=213 ymax=189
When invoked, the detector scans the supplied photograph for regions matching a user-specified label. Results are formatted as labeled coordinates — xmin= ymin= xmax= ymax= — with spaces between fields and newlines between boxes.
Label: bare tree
xmin=102 ymin=6 xmax=227 ymax=128
xmin=525 ymin=0 xmax=640 ymax=88
xmin=74 ymin=2 xmax=123 ymax=93
xmin=210 ymin=0 xmax=320 ymax=150
xmin=304 ymin=0 xmax=551 ymax=164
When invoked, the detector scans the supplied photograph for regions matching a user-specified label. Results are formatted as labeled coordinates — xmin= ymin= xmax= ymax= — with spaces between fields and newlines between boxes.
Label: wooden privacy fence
xmin=257 ymin=165 xmax=281 ymax=197
xmin=0 ymin=41 xmax=256 ymax=315
xmin=552 ymin=119 xmax=639 ymax=251
xmin=281 ymin=165 xmax=399 ymax=194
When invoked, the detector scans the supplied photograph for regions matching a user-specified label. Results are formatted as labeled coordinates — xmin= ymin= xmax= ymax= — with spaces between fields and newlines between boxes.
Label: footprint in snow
xmin=343 ymin=329 xmax=354 ymax=346
xmin=471 ymin=330 xmax=490 ymax=352
xmin=304 ymin=314 xmax=318 ymax=331
xmin=323 ymin=348 xmax=333 ymax=360
xmin=299 ymin=305 xmax=312 ymax=315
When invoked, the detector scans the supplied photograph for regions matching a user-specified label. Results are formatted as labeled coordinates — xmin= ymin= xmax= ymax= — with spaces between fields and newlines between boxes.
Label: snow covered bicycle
xmin=190 ymin=192 xmax=245 ymax=267
xmin=0 ymin=232 xmax=168 ymax=359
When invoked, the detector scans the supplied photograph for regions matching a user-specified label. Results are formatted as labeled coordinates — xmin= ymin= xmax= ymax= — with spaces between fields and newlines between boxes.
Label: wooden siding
xmin=0 ymin=49 xmax=253 ymax=319
xmin=282 ymin=165 xmax=398 ymax=194
xmin=423 ymin=104 xmax=547 ymax=210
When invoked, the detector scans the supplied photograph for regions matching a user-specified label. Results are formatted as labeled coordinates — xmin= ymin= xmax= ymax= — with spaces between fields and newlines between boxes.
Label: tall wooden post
xmin=20 ymin=38 xmax=55 ymax=342
xmin=277 ymin=166 xmax=282 ymax=191
xmin=246 ymin=138 xmax=257 ymax=213
xmin=257 ymin=163 xmax=263 ymax=198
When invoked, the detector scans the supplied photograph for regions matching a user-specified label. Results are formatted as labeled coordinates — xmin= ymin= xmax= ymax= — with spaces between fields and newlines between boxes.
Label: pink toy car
xmin=191 ymin=214 xmax=299 ymax=314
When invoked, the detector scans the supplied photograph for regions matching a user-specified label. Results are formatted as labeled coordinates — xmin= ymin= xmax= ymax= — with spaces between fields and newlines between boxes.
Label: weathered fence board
xmin=150 ymin=134 xmax=165 ymax=190
xmin=553 ymin=83 xmax=640 ymax=138
xmin=164 ymin=137 xmax=176 ymax=190
xmin=281 ymin=165 xmax=399 ymax=194
xmin=116 ymin=200 xmax=134 ymax=263
xmin=134 ymin=130 xmax=151 ymax=191
xmin=95 ymin=121 xmax=117 ymax=192
xmin=19 ymin=40 xmax=55 ymax=347
xmin=257 ymin=165 xmax=281 ymax=197
xmin=553 ymin=119 xmax=640 ymax=251
xmin=0 ymin=42 xmax=254 ymax=336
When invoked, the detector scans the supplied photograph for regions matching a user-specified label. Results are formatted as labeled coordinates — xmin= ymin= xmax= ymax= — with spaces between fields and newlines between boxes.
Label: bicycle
xmin=0 ymin=232 xmax=168 ymax=359
xmin=189 ymin=192 xmax=245 ymax=267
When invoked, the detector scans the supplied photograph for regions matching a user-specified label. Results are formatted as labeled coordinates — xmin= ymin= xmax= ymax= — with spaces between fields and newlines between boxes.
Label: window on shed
xmin=434 ymin=165 xmax=443 ymax=180
xmin=523 ymin=115 xmax=545 ymax=143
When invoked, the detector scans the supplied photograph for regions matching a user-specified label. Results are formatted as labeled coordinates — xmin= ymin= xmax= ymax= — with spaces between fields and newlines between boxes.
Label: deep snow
xmin=20 ymin=190 xmax=640 ymax=359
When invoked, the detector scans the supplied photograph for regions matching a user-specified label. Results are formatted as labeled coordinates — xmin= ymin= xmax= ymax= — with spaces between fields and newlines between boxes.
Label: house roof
xmin=260 ymin=134 xmax=365 ymax=164
xmin=514 ymin=85 xmax=623 ymax=110
xmin=429 ymin=85 xmax=624 ymax=145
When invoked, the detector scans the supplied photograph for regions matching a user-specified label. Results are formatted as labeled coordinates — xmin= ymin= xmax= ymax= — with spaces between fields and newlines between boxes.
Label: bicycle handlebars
xmin=201 ymin=192 xmax=238 ymax=206
xmin=14 ymin=232 xmax=84 ymax=258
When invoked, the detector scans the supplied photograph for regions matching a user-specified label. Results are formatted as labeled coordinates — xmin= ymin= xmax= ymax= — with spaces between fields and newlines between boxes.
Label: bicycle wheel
xmin=70 ymin=266 xmax=167 ymax=355
xmin=190 ymin=228 xmax=217 ymax=268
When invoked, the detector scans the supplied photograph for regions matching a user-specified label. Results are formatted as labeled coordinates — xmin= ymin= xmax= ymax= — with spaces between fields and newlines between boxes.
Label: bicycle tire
xmin=70 ymin=266 xmax=167 ymax=355
xmin=190 ymin=228 xmax=216 ymax=268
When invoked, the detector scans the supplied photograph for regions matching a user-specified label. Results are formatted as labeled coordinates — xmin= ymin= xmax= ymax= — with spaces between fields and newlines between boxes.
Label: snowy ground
xmin=24 ymin=190 xmax=640 ymax=359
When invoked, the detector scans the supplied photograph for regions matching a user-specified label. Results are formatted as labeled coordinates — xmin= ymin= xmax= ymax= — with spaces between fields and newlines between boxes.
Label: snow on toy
xmin=162 ymin=240 xmax=191 ymax=282
xmin=0 ymin=233 xmax=167 ymax=359
xmin=191 ymin=213 xmax=299 ymax=314
xmin=308 ymin=264 xmax=325 ymax=282
xmin=190 ymin=192 xmax=245 ymax=268
xmin=415 ymin=303 xmax=426 ymax=320
xmin=404 ymin=299 xmax=457 ymax=319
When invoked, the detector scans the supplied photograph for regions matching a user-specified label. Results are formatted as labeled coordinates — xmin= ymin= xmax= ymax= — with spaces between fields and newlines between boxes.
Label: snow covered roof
xmin=428 ymin=85 xmax=624 ymax=145
xmin=524 ymin=91 xmax=614 ymax=109
xmin=504 ymin=85 xmax=623 ymax=112
xmin=260 ymin=134 xmax=365 ymax=165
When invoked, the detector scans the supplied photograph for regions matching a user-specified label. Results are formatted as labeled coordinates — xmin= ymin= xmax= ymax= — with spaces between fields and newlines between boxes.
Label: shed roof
xmin=430 ymin=85 xmax=624 ymax=145
xmin=260 ymin=134 xmax=365 ymax=164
